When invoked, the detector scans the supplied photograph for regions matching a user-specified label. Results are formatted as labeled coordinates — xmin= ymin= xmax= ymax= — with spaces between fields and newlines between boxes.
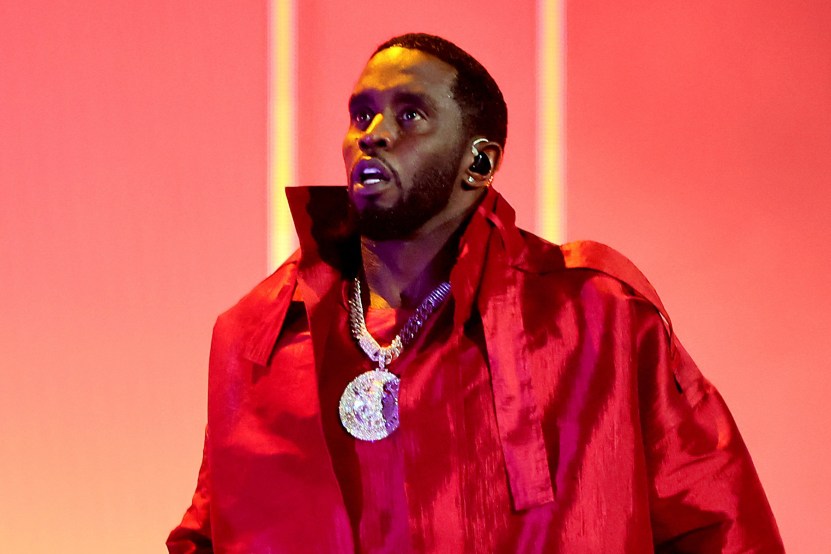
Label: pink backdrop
xmin=1 ymin=1 xmax=829 ymax=552
xmin=0 ymin=2 xmax=268 ymax=551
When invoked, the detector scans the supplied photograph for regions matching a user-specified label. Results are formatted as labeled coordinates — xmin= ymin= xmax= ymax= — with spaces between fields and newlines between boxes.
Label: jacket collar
xmin=283 ymin=185 xmax=562 ymax=272
xmin=243 ymin=185 xmax=567 ymax=367
xmin=279 ymin=185 xmax=564 ymax=321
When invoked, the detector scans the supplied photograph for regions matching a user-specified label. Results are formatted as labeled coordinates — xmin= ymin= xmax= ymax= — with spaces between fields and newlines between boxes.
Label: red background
xmin=1 ymin=1 xmax=828 ymax=551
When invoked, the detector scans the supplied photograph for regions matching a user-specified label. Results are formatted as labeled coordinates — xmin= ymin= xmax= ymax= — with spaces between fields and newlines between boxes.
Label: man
xmin=168 ymin=34 xmax=783 ymax=553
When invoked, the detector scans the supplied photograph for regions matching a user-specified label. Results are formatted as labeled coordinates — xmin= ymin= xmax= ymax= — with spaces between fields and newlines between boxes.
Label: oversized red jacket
xmin=168 ymin=186 xmax=783 ymax=553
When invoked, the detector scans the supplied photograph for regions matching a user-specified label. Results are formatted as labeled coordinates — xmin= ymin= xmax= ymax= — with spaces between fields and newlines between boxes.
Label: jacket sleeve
xmin=635 ymin=302 xmax=784 ymax=553
xmin=166 ymin=428 xmax=213 ymax=553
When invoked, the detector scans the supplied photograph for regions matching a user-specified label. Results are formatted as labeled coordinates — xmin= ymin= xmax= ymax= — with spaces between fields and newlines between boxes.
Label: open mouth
xmin=352 ymin=158 xmax=394 ymax=189
xmin=360 ymin=167 xmax=386 ymax=186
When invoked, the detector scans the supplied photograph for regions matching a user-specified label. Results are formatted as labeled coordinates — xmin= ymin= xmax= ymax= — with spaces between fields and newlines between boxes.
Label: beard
xmin=353 ymin=149 xmax=463 ymax=241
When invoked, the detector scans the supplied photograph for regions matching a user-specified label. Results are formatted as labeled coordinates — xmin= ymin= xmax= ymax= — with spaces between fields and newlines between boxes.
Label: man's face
xmin=343 ymin=47 xmax=468 ymax=240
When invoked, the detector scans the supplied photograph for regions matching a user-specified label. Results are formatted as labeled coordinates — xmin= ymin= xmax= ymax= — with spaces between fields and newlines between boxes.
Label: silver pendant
xmin=338 ymin=370 xmax=400 ymax=441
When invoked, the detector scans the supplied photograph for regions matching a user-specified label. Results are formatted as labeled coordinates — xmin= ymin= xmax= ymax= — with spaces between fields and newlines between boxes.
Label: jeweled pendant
xmin=339 ymin=370 xmax=400 ymax=441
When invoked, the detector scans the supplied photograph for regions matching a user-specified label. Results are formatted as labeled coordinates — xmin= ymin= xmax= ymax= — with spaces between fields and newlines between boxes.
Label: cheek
xmin=342 ymin=140 xmax=359 ymax=181
xmin=342 ymin=136 xmax=352 ymax=163
xmin=342 ymin=128 xmax=361 ymax=160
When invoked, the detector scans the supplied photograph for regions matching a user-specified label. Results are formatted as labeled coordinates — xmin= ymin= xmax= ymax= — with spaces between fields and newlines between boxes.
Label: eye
xmin=398 ymin=108 xmax=424 ymax=123
xmin=351 ymin=108 xmax=374 ymax=127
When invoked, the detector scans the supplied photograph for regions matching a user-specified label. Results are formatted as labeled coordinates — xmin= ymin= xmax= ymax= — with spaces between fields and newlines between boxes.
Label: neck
xmin=361 ymin=204 xmax=473 ymax=310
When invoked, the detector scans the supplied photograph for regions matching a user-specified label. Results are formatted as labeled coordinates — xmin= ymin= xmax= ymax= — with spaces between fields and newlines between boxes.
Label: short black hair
xmin=373 ymin=33 xmax=508 ymax=150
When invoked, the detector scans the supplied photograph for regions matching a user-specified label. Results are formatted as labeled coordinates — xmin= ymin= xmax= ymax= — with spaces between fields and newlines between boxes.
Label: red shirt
xmin=168 ymin=186 xmax=783 ymax=553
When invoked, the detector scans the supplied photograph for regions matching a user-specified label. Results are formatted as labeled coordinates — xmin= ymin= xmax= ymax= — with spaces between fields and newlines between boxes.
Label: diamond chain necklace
xmin=339 ymin=277 xmax=451 ymax=441
xmin=348 ymin=277 xmax=451 ymax=370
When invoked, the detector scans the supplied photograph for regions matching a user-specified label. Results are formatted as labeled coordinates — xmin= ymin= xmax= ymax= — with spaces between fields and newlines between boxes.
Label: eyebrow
xmin=348 ymin=93 xmax=369 ymax=113
xmin=348 ymin=89 xmax=438 ymax=113
xmin=395 ymin=91 xmax=436 ymax=111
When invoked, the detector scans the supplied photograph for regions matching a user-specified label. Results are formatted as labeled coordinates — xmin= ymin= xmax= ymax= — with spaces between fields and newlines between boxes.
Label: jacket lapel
xmin=476 ymin=192 xmax=556 ymax=511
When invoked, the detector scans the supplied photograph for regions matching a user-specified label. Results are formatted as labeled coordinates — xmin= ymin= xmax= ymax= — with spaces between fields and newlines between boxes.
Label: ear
xmin=463 ymin=138 xmax=503 ymax=188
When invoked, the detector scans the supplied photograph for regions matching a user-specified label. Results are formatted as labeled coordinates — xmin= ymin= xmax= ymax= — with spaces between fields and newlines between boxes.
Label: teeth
xmin=358 ymin=166 xmax=387 ymax=185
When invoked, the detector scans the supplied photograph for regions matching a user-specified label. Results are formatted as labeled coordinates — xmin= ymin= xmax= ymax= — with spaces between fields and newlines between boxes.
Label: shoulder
xmin=213 ymin=250 xmax=301 ymax=338
xmin=561 ymin=240 xmax=668 ymax=317
xmin=515 ymin=233 xmax=671 ymax=332
xmin=487 ymin=191 xmax=664 ymax=316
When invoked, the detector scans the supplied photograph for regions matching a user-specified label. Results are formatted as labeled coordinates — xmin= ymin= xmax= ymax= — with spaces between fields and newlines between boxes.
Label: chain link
xmin=349 ymin=277 xmax=451 ymax=370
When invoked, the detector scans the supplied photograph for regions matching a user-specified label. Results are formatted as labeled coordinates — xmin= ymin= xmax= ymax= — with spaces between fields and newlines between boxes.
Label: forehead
xmin=351 ymin=47 xmax=457 ymax=99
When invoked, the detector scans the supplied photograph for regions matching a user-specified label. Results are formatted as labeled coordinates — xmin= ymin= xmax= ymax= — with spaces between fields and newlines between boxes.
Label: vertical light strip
xmin=537 ymin=0 xmax=566 ymax=243
xmin=268 ymin=0 xmax=298 ymax=271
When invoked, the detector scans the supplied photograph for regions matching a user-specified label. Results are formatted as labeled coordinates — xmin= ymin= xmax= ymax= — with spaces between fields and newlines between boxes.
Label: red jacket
xmin=168 ymin=186 xmax=782 ymax=553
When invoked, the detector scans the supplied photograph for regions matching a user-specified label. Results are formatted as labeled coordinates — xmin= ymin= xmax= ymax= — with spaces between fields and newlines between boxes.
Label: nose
xmin=358 ymin=113 xmax=395 ymax=153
